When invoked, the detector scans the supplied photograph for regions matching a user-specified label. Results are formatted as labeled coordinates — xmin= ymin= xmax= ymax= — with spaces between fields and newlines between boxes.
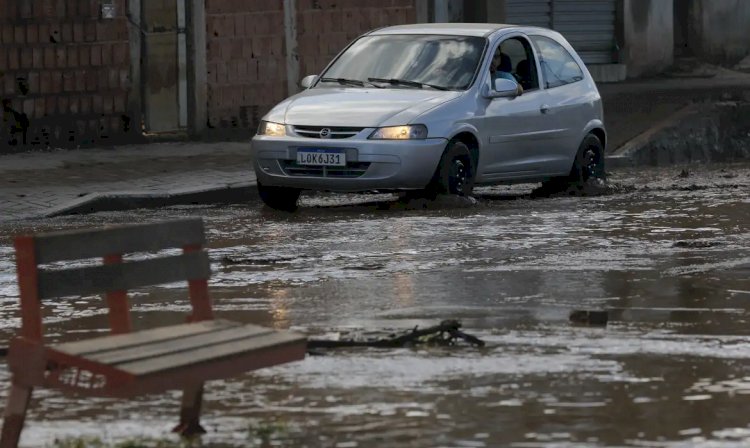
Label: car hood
xmin=265 ymin=87 xmax=463 ymax=127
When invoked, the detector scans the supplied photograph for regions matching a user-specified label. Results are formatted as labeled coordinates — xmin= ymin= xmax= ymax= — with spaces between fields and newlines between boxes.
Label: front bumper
xmin=252 ymin=134 xmax=448 ymax=192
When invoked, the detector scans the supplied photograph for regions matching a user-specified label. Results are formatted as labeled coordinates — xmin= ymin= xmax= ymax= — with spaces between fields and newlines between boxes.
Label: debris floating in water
xmin=307 ymin=320 xmax=485 ymax=352
xmin=569 ymin=310 xmax=609 ymax=326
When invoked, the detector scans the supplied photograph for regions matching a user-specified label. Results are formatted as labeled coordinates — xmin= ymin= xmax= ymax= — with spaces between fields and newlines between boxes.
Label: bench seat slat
xmin=51 ymin=320 xmax=238 ymax=356
xmin=117 ymin=331 xmax=306 ymax=376
xmin=37 ymin=251 xmax=210 ymax=299
xmin=88 ymin=325 xmax=275 ymax=365
xmin=34 ymin=218 xmax=205 ymax=263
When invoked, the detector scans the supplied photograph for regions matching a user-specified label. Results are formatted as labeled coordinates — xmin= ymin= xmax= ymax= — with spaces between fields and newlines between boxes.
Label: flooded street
xmin=0 ymin=163 xmax=749 ymax=447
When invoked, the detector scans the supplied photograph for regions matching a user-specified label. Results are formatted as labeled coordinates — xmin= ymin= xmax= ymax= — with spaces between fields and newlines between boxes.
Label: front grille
xmin=281 ymin=161 xmax=370 ymax=178
xmin=292 ymin=126 xmax=365 ymax=139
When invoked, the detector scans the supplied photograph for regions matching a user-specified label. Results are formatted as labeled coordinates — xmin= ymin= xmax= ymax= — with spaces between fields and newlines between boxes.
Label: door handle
xmin=540 ymin=104 xmax=551 ymax=114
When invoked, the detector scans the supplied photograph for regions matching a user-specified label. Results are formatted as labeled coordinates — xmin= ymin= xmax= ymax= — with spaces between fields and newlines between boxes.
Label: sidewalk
xmin=0 ymin=142 xmax=254 ymax=221
xmin=1 ymin=75 xmax=749 ymax=222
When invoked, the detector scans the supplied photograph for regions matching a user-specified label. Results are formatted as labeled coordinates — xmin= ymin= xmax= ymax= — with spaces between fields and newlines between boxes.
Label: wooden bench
xmin=0 ymin=218 xmax=307 ymax=447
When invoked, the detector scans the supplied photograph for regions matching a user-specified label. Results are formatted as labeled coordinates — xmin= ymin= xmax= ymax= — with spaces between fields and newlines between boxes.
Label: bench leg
xmin=173 ymin=382 xmax=206 ymax=437
xmin=0 ymin=384 xmax=33 ymax=448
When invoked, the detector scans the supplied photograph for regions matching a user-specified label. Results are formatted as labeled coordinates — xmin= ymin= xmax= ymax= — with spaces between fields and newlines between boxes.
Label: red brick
xmin=25 ymin=24 xmax=38 ymax=43
xmin=74 ymin=69 xmax=86 ymax=91
xmin=113 ymin=93 xmax=126 ymax=112
xmin=17 ymin=0 xmax=31 ymax=18
xmin=61 ymin=22 xmax=73 ymax=42
xmin=90 ymin=45 xmax=102 ymax=66
xmin=102 ymin=94 xmax=113 ymax=114
xmin=67 ymin=47 xmax=79 ymax=67
xmin=34 ymin=98 xmax=45 ymax=118
xmin=97 ymin=69 xmax=108 ymax=90
xmin=44 ymin=48 xmax=55 ymax=68
xmin=45 ymin=96 xmax=57 ymax=115
xmin=113 ymin=43 xmax=127 ymax=65
xmin=40 ymin=72 xmax=51 ymax=93
xmin=63 ymin=71 xmax=75 ymax=91
xmin=23 ymin=99 xmax=34 ymax=117
xmin=78 ymin=46 xmax=90 ymax=66
xmin=92 ymin=94 xmax=103 ymax=113
xmin=108 ymin=69 xmax=118 ymax=89
xmin=55 ymin=48 xmax=66 ymax=68
xmin=115 ymin=19 xmax=128 ymax=40
xmin=0 ymin=49 xmax=6 ymax=71
xmin=101 ymin=43 xmax=112 ymax=65
xmin=79 ymin=95 xmax=91 ymax=114
xmin=73 ymin=22 xmax=84 ymax=42
xmin=84 ymin=22 xmax=96 ymax=42
xmin=27 ymin=72 xmax=40 ymax=93
xmin=69 ymin=95 xmax=79 ymax=113
xmin=2 ymin=25 xmax=13 ymax=44
xmin=119 ymin=69 xmax=129 ymax=89
xmin=230 ymin=39 xmax=243 ymax=59
xmin=24 ymin=49 xmax=36 ymax=69
xmin=14 ymin=26 xmax=25 ymax=44
xmin=95 ymin=22 xmax=110 ymax=41
xmin=57 ymin=96 xmax=69 ymax=115
xmin=7 ymin=48 xmax=20 ymax=70
xmin=51 ymin=70 xmax=63 ymax=93
xmin=234 ymin=14 xmax=246 ymax=36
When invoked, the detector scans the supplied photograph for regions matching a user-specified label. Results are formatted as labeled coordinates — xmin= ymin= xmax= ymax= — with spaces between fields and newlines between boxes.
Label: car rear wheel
xmin=429 ymin=141 xmax=475 ymax=197
xmin=257 ymin=182 xmax=301 ymax=211
xmin=542 ymin=133 xmax=605 ymax=193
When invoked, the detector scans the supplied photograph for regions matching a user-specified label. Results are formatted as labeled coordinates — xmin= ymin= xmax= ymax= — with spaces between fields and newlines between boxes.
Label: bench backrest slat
xmin=37 ymin=251 xmax=211 ymax=299
xmin=33 ymin=218 xmax=205 ymax=263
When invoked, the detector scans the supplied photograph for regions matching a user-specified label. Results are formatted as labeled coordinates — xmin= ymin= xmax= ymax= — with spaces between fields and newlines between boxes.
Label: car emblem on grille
xmin=319 ymin=128 xmax=331 ymax=138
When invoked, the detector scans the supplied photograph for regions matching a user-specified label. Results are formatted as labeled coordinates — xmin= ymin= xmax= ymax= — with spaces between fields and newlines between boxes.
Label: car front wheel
xmin=430 ymin=141 xmax=475 ymax=197
xmin=257 ymin=182 xmax=301 ymax=211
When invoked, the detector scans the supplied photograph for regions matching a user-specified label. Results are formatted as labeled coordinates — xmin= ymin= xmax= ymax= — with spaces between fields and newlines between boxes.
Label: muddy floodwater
xmin=0 ymin=163 xmax=749 ymax=447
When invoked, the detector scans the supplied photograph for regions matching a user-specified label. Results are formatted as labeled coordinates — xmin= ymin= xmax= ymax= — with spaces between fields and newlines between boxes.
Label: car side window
xmin=530 ymin=35 xmax=584 ymax=89
xmin=489 ymin=36 xmax=539 ymax=91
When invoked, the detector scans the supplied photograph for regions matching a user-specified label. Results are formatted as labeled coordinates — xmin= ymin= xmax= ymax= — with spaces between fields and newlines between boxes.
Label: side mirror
xmin=483 ymin=78 xmax=519 ymax=99
xmin=299 ymin=75 xmax=318 ymax=89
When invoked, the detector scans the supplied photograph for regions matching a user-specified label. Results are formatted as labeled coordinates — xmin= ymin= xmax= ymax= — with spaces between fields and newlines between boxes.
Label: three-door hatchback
xmin=251 ymin=23 xmax=606 ymax=211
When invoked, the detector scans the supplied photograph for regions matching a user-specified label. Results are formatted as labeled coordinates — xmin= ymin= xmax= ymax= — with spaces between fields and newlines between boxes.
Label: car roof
xmin=368 ymin=23 xmax=521 ymax=38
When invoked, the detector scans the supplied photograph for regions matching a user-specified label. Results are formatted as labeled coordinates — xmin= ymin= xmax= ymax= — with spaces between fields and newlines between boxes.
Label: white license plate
xmin=296 ymin=149 xmax=346 ymax=166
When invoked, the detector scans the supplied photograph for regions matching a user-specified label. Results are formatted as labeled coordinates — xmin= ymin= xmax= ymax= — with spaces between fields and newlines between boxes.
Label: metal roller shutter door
xmin=552 ymin=0 xmax=617 ymax=64
xmin=505 ymin=0 xmax=552 ymax=28
xmin=505 ymin=0 xmax=617 ymax=65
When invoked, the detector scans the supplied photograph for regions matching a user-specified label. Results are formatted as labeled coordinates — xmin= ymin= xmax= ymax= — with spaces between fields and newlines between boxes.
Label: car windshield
xmin=319 ymin=34 xmax=486 ymax=91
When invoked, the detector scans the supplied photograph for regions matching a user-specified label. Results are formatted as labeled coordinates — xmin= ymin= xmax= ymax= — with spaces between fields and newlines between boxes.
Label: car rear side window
xmin=530 ymin=35 xmax=584 ymax=89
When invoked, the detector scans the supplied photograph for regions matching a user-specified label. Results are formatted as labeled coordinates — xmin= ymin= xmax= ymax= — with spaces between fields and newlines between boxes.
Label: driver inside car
xmin=490 ymin=50 xmax=523 ymax=96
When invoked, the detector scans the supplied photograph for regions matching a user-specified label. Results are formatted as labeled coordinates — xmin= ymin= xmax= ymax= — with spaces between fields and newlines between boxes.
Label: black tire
xmin=257 ymin=182 xmax=301 ymax=212
xmin=541 ymin=134 xmax=605 ymax=192
xmin=429 ymin=141 xmax=475 ymax=197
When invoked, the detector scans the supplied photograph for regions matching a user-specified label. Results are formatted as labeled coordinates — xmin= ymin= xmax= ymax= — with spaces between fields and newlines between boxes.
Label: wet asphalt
xmin=0 ymin=162 xmax=749 ymax=447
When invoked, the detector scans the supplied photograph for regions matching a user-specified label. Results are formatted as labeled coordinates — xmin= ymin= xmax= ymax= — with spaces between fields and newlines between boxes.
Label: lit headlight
xmin=369 ymin=124 xmax=428 ymax=140
xmin=257 ymin=121 xmax=286 ymax=137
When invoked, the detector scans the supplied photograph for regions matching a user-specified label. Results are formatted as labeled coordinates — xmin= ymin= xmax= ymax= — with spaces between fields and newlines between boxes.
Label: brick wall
xmin=0 ymin=0 xmax=133 ymax=149
xmin=205 ymin=0 xmax=416 ymax=133
xmin=205 ymin=0 xmax=286 ymax=131
xmin=297 ymin=0 xmax=416 ymax=78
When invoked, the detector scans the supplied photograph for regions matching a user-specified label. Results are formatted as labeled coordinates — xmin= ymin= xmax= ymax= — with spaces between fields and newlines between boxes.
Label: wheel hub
xmin=449 ymin=159 xmax=467 ymax=194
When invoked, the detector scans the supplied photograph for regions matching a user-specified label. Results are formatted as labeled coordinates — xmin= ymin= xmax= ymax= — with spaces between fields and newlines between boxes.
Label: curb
xmin=604 ymin=104 xmax=700 ymax=168
xmin=45 ymin=182 xmax=257 ymax=217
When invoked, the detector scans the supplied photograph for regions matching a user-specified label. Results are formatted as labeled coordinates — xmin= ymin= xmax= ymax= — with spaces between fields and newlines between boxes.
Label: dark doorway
xmin=673 ymin=0 xmax=691 ymax=57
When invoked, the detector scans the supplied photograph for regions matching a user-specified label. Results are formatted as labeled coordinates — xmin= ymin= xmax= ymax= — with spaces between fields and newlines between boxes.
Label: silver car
xmin=252 ymin=23 xmax=606 ymax=211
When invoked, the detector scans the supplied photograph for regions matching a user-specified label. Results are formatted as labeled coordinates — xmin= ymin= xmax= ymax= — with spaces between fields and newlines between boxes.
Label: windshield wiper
xmin=367 ymin=77 xmax=449 ymax=91
xmin=319 ymin=77 xmax=383 ymax=88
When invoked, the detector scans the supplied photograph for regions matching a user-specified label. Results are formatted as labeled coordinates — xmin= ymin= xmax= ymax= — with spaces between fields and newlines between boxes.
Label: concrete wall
xmin=0 ymin=0 xmax=134 ymax=149
xmin=621 ymin=0 xmax=673 ymax=78
xmin=684 ymin=0 xmax=750 ymax=64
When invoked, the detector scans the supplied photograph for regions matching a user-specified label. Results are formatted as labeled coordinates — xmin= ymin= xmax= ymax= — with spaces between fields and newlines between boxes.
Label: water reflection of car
xmin=252 ymin=23 xmax=606 ymax=211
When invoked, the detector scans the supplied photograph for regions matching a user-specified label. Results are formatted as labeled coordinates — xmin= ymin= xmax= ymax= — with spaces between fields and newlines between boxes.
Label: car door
xmin=476 ymin=34 xmax=559 ymax=181
xmin=529 ymin=34 xmax=594 ymax=175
